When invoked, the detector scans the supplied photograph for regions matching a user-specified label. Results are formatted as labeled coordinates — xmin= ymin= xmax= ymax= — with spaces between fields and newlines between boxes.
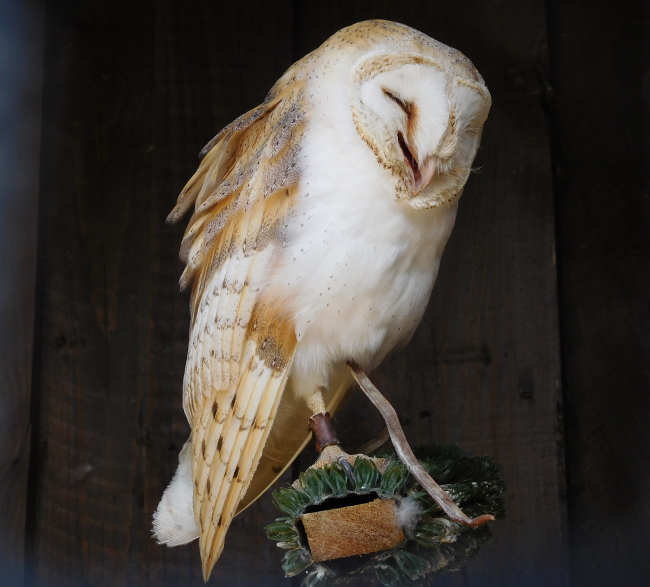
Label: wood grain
xmin=548 ymin=0 xmax=650 ymax=584
xmin=0 ymin=2 xmax=44 ymax=585
xmin=23 ymin=1 xmax=648 ymax=586
xmin=31 ymin=1 xmax=293 ymax=585
xmin=302 ymin=499 xmax=404 ymax=562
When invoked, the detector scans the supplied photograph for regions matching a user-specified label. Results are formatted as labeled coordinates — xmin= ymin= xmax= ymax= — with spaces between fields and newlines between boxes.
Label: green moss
xmin=265 ymin=445 xmax=505 ymax=586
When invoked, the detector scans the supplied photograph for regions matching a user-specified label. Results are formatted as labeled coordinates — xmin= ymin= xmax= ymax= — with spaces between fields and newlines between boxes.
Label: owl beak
xmin=413 ymin=158 xmax=436 ymax=194
xmin=398 ymin=132 xmax=436 ymax=195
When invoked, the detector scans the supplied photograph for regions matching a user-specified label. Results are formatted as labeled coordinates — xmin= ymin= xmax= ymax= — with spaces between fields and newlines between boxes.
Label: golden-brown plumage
xmin=166 ymin=76 xmax=309 ymax=578
xmin=154 ymin=19 xmax=491 ymax=581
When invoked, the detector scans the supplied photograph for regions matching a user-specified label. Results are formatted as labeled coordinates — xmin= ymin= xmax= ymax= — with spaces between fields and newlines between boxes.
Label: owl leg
xmin=305 ymin=389 xmax=356 ymax=483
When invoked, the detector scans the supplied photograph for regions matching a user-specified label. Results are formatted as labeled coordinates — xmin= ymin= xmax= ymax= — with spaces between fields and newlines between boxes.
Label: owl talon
xmin=337 ymin=455 xmax=356 ymax=487
xmin=307 ymin=414 xmax=380 ymax=487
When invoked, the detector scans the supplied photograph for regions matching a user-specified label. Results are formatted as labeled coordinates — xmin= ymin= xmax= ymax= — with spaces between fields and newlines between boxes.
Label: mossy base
xmin=266 ymin=445 xmax=505 ymax=587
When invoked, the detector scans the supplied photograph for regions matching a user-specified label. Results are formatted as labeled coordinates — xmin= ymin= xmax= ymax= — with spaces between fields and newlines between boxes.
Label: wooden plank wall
xmin=547 ymin=0 xmax=650 ymax=584
xmin=26 ymin=1 xmax=293 ymax=585
xmin=0 ymin=1 xmax=44 ymax=586
xmin=1 ymin=0 xmax=645 ymax=586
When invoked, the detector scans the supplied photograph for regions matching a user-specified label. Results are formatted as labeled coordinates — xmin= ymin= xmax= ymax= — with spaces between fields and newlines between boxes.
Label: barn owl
xmin=153 ymin=20 xmax=491 ymax=580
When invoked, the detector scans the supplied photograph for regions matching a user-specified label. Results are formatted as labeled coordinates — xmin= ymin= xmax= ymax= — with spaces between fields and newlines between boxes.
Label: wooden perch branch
xmin=347 ymin=361 xmax=495 ymax=529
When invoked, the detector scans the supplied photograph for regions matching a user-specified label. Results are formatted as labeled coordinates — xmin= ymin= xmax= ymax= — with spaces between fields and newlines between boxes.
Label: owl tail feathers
xmin=152 ymin=439 xmax=200 ymax=547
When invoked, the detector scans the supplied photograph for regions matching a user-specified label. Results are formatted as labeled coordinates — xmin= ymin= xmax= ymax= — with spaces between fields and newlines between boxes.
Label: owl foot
xmin=347 ymin=361 xmax=495 ymax=529
xmin=307 ymin=412 xmax=386 ymax=485
xmin=307 ymin=412 xmax=355 ymax=483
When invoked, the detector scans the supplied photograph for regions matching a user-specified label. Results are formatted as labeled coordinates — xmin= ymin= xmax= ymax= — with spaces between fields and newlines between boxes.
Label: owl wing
xmin=236 ymin=371 xmax=353 ymax=512
xmin=168 ymin=79 xmax=307 ymax=579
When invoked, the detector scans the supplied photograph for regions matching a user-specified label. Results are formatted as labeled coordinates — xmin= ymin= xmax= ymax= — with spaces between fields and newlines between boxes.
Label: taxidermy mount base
xmin=266 ymin=363 xmax=505 ymax=586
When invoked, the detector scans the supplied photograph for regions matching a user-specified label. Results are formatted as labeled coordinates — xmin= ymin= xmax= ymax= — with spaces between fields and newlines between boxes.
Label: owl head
xmin=347 ymin=24 xmax=491 ymax=209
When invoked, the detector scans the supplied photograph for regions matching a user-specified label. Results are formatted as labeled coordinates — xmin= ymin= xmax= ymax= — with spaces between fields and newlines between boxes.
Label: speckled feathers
xmin=153 ymin=20 xmax=490 ymax=581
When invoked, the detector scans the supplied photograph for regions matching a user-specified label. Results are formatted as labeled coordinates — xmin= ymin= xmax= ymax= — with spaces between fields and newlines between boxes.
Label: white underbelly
xmin=264 ymin=185 xmax=458 ymax=394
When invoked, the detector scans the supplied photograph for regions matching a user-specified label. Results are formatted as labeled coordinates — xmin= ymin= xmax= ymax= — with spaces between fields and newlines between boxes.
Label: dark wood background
xmin=1 ymin=0 xmax=648 ymax=585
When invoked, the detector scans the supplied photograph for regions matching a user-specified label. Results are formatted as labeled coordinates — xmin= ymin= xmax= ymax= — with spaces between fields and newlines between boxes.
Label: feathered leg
xmin=304 ymin=389 xmax=357 ymax=482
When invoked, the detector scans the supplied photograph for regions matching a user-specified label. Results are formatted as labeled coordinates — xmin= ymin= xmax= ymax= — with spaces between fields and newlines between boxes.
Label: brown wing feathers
xmin=167 ymin=79 xmax=307 ymax=579
xmin=199 ymin=307 xmax=297 ymax=575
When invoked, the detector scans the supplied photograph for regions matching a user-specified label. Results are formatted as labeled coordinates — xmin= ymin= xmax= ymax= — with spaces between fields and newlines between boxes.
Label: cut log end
xmin=301 ymin=498 xmax=405 ymax=562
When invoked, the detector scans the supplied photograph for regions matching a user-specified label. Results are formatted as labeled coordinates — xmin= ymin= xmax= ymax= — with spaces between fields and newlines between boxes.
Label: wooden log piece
xmin=301 ymin=498 xmax=405 ymax=562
